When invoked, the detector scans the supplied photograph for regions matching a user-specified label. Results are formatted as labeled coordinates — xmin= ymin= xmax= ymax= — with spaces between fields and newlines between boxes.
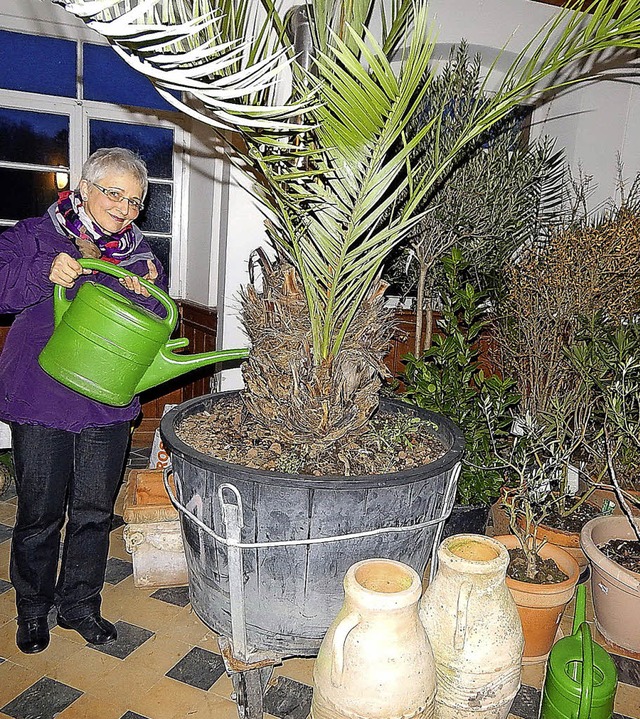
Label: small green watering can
xmin=38 ymin=258 xmax=248 ymax=406
xmin=539 ymin=584 xmax=617 ymax=719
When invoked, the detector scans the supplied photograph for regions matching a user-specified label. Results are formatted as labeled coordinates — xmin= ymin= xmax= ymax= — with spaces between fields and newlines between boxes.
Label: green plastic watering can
xmin=539 ymin=584 xmax=617 ymax=719
xmin=38 ymin=258 xmax=249 ymax=406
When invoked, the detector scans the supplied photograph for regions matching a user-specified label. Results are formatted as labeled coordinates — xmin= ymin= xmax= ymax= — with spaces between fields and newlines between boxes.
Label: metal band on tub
xmin=161 ymin=464 xmax=460 ymax=551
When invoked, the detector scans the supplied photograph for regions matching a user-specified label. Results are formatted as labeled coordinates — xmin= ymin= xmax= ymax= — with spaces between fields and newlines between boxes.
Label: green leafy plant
xmin=494 ymin=399 xmax=593 ymax=580
xmin=568 ymin=315 xmax=640 ymax=531
xmin=384 ymin=43 xmax=567 ymax=355
xmin=402 ymin=249 xmax=519 ymax=505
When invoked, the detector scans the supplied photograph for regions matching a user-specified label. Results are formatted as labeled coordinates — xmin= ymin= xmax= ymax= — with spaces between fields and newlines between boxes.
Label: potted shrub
xmin=570 ymin=316 xmax=640 ymax=652
xmin=490 ymin=408 xmax=587 ymax=662
xmin=383 ymin=42 xmax=566 ymax=359
xmin=494 ymin=185 xmax=640 ymax=565
xmin=402 ymin=248 xmax=519 ymax=535
xmin=58 ymin=0 xmax=640 ymax=693
xmin=570 ymin=311 xmax=640 ymax=515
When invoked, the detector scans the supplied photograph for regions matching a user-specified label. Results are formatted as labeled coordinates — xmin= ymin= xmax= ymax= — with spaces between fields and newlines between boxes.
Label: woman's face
xmin=79 ymin=171 xmax=144 ymax=235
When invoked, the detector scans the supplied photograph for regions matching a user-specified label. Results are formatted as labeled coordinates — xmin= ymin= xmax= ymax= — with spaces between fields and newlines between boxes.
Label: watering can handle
xmin=577 ymin=622 xmax=594 ymax=719
xmin=53 ymin=258 xmax=178 ymax=332
xmin=572 ymin=584 xmax=587 ymax=634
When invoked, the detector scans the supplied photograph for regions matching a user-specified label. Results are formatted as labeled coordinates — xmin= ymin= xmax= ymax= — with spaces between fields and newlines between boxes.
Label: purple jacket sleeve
xmin=0 ymin=219 xmax=58 ymax=313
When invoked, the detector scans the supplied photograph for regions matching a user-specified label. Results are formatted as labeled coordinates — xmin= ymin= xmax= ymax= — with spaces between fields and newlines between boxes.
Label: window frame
xmin=0 ymin=83 xmax=188 ymax=296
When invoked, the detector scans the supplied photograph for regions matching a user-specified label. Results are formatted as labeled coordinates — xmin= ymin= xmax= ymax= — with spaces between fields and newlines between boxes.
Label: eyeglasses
xmin=91 ymin=182 xmax=144 ymax=212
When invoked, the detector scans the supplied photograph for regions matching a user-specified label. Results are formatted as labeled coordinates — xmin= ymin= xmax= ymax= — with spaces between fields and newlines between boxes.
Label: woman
xmin=0 ymin=148 xmax=167 ymax=654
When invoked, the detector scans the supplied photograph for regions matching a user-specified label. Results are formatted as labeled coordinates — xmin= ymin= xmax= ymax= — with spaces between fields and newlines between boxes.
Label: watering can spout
xmin=134 ymin=340 xmax=249 ymax=395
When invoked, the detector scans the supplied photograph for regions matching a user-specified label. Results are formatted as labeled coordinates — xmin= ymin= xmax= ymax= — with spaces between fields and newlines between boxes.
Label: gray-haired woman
xmin=0 ymin=147 xmax=167 ymax=653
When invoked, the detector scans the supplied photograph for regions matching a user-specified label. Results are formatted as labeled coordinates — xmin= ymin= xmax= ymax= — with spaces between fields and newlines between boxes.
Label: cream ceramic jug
xmin=420 ymin=534 xmax=524 ymax=719
xmin=311 ymin=558 xmax=436 ymax=719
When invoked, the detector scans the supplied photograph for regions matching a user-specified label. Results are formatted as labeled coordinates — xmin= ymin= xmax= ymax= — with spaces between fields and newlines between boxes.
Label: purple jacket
xmin=0 ymin=208 xmax=168 ymax=432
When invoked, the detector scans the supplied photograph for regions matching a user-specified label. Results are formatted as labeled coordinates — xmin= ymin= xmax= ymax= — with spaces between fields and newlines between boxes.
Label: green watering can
xmin=38 ymin=258 xmax=249 ymax=406
xmin=539 ymin=584 xmax=618 ymax=719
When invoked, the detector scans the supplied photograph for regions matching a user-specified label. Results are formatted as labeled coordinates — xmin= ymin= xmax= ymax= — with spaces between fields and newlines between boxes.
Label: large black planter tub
xmin=160 ymin=391 xmax=463 ymax=658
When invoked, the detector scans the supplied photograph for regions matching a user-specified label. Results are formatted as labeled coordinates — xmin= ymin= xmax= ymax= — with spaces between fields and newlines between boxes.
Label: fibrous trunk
xmin=240 ymin=260 xmax=395 ymax=455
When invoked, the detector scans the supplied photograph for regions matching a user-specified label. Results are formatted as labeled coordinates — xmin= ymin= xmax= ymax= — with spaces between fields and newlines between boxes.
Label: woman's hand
xmin=49 ymin=253 xmax=92 ymax=288
xmin=118 ymin=259 xmax=158 ymax=297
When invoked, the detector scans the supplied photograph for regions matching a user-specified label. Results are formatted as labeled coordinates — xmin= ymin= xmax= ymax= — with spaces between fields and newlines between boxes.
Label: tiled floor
xmin=0 ymin=448 xmax=638 ymax=719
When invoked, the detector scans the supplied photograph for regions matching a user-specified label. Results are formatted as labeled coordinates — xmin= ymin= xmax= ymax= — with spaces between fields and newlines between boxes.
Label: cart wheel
xmin=231 ymin=666 xmax=273 ymax=719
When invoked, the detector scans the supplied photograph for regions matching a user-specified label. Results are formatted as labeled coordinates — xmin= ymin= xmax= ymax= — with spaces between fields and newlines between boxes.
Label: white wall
xmin=427 ymin=0 xmax=640 ymax=209
xmin=180 ymin=121 xmax=223 ymax=306
xmin=0 ymin=0 xmax=95 ymax=40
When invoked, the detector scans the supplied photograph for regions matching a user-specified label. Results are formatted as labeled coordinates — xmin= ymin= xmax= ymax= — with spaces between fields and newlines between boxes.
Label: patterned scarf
xmin=54 ymin=190 xmax=137 ymax=264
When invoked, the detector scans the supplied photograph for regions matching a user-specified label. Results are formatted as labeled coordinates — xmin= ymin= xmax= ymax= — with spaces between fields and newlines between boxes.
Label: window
xmin=0 ymin=30 xmax=76 ymax=98
xmin=0 ymin=107 xmax=69 ymax=224
xmin=84 ymin=43 xmax=177 ymax=112
xmin=0 ymin=29 xmax=185 ymax=285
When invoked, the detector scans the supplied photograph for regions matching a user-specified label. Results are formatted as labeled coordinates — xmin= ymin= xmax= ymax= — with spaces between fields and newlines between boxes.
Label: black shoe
xmin=57 ymin=614 xmax=117 ymax=645
xmin=16 ymin=617 xmax=50 ymax=654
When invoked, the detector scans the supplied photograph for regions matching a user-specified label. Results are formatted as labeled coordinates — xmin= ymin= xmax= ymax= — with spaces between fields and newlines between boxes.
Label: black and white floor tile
xmin=0 ymin=457 xmax=639 ymax=719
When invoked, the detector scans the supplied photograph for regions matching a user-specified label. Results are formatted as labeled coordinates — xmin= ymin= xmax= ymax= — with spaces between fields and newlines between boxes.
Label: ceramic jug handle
xmin=454 ymin=581 xmax=473 ymax=650
xmin=75 ymin=258 xmax=178 ymax=331
xmin=331 ymin=612 xmax=360 ymax=687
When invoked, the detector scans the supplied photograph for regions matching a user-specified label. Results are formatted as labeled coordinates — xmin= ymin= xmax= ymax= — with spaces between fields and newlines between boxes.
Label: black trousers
xmin=10 ymin=422 xmax=130 ymax=621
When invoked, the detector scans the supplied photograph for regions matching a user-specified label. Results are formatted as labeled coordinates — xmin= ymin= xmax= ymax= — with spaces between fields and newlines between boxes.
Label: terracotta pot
xmin=580 ymin=515 xmax=640 ymax=653
xmin=420 ymin=535 xmax=523 ymax=719
xmin=494 ymin=535 xmax=580 ymax=664
xmin=531 ymin=520 xmax=588 ymax=572
xmin=311 ymin=558 xmax=436 ymax=719
xmin=586 ymin=486 xmax=640 ymax=517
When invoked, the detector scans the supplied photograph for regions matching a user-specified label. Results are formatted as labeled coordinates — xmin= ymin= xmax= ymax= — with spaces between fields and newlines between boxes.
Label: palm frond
xmin=251 ymin=5 xmax=438 ymax=357
xmin=52 ymin=0 xmax=313 ymax=133
xmin=51 ymin=0 xmax=640 ymax=367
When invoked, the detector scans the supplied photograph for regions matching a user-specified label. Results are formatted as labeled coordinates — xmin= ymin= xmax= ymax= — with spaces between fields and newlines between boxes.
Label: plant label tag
xmin=601 ymin=499 xmax=615 ymax=516
xmin=566 ymin=464 xmax=579 ymax=494
xmin=510 ymin=417 xmax=525 ymax=436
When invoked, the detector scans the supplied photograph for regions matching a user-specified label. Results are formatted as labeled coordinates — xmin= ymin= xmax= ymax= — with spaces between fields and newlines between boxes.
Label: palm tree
xmin=53 ymin=0 xmax=640 ymax=453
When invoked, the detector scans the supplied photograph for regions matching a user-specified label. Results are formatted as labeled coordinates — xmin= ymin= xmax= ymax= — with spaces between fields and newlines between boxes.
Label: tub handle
xmin=331 ymin=612 xmax=360 ymax=687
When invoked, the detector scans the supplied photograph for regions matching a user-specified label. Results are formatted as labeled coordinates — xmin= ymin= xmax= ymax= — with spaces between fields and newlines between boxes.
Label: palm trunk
xmin=240 ymin=262 xmax=396 ymax=453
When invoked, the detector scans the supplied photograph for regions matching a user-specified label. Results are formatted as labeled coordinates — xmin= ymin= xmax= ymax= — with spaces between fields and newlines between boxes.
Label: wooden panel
xmin=134 ymin=384 xmax=184 ymax=447
xmin=132 ymin=300 xmax=218 ymax=446
xmin=383 ymin=309 xmax=427 ymax=378
xmin=179 ymin=300 xmax=218 ymax=402
xmin=382 ymin=309 xmax=501 ymax=381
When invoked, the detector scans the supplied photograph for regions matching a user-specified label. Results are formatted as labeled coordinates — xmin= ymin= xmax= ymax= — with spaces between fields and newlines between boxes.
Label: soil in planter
xmin=507 ymin=548 xmax=569 ymax=584
xmin=542 ymin=501 xmax=604 ymax=533
xmin=599 ymin=539 xmax=640 ymax=574
xmin=175 ymin=394 xmax=447 ymax=477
